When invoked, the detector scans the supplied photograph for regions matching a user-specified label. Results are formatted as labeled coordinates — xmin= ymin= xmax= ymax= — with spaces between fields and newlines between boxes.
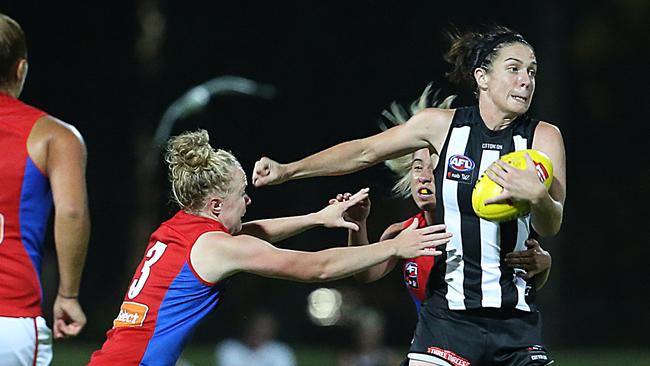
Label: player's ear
xmin=16 ymin=59 xmax=28 ymax=82
xmin=208 ymin=197 xmax=223 ymax=216
xmin=474 ymin=67 xmax=489 ymax=92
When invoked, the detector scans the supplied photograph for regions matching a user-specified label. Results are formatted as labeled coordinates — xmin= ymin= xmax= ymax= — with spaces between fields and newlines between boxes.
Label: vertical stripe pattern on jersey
xmin=426 ymin=106 xmax=542 ymax=312
xmin=442 ymin=126 xmax=471 ymax=310
xmin=478 ymin=149 xmax=502 ymax=308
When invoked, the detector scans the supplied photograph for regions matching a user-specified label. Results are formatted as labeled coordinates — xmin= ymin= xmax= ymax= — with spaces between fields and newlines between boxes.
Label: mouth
xmin=418 ymin=187 xmax=433 ymax=196
xmin=511 ymin=95 xmax=529 ymax=104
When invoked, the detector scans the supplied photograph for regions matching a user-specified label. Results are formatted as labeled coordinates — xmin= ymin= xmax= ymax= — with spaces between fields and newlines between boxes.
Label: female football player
xmin=253 ymin=25 xmax=565 ymax=365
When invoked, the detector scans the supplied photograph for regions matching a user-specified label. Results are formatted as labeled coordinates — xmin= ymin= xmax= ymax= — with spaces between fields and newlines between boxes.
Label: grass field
xmin=52 ymin=343 xmax=649 ymax=365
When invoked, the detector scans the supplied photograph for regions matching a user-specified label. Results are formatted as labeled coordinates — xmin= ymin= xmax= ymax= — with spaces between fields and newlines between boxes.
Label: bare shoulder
xmin=39 ymin=116 xmax=85 ymax=146
xmin=407 ymin=108 xmax=455 ymax=152
xmin=414 ymin=107 xmax=455 ymax=124
xmin=190 ymin=231 xmax=248 ymax=282
xmin=535 ymin=121 xmax=562 ymax=139
xmin=194 ymin=231 xmax=272 ymax=260
xmin=191 ymin=231 xmax=281 ymax=282
xmin=533 ymin=120 xmax=565 ymax=153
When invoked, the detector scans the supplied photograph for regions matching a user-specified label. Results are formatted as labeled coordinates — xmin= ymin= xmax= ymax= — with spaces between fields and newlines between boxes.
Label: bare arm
xmin=252 ymin=109 xmax=454 ymax=186
xmin=530 ymin=122 xmax=566 ymax=236
xmin=190 ymin=219 xmax=450 ymax=284
xmin=484 ymin=122 xmax=565 ymax=237
xmin=350 ymin=222 xmax=403 ymax=283
xmin=330 ymin=191 xmax=400 ymax=283
xmin=48 ymin=119 xmax=90 ymax=300
xmin=30 ymin=116 xmax=90 ymax=339
xmin=239 ymin=188 xmax=369 ymax=242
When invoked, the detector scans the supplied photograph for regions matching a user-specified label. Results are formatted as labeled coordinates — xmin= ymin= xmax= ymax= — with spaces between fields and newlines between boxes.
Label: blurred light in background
xmin=307 ymin=288 xmax=342 ymax=326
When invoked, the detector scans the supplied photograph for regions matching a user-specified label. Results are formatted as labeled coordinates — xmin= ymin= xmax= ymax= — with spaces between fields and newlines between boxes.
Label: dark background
xmin=4 ymin=0 xmax=649 ymax=353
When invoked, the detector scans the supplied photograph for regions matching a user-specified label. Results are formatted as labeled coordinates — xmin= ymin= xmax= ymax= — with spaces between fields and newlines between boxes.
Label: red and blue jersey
xmin=401 ymin=212 xmax=435 ymax=314
xmin=89 ymin=211 xmax=228 ymax=366
xmin=0 ymin=93 xmax=50 ymax=317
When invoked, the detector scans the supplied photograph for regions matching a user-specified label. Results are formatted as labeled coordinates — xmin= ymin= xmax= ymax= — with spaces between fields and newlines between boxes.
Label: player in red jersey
xmin=88 ymin=129 xmax=452 ymax=366
xmin=0 ymin=13 xmax=90 ymax=366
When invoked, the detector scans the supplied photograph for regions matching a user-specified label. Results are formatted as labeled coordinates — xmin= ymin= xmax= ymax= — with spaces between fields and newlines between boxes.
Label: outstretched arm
xmin=190 ymin=219 xmax=451 ymax=284
xmin=252 ymin=109 xmax=454 ymax=187
xmin=42 ymin=117 xmax=90 ymax=339
xmin=239 ymin=188 xmax=369 ymax=243
xmin=351 ymin=223 xmax=405 ymax=283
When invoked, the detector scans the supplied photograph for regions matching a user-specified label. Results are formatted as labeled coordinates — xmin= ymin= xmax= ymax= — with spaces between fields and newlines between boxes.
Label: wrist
xmin=307 ymin=212 xmax=324 ymax=227
xmin=529 ymin=185 xmax=549 ymax=206
xmin=57 ymin=292 xmax=79 ymax=299
xmin=385 ymin=239 xmax=399 ymax=258
xmin=283 ymin=162 xmax=296 ymax=181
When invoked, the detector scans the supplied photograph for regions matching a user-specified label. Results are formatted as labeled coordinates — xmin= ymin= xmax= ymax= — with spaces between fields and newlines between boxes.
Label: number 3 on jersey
xmin=128 ymin=241 xmax=167 ymax=299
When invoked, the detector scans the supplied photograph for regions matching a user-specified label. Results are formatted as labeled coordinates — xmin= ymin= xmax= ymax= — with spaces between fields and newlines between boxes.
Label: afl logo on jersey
xmin=404 ymin=262 xmax=419 ymax=289
xmin=446 ymin=155 xmax=475 ymax=184
xmin=448 ymin=155 xmax=475 ymax=172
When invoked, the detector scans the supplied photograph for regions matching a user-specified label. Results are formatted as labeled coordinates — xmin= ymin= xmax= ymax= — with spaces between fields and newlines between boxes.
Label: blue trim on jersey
xmin=19 ymin=157 xmax=52 ymax=280
xmin=140 ymin=263 xmax=222 ymax=365
xmin=408 ymin=290 xmax=422 ymax=315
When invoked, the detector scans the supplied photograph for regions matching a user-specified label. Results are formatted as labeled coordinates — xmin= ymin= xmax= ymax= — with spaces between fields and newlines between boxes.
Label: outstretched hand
xmin=53 ymin=295 xmax=87 ymax=339
xmin=504 ymin=239 xmax=551 ymax=279
xmin=392 ymin=218 xmax=452 ymax=258
xmin=317 ymin=188 xmax=370 ymax=231
xmin=328 ymin=191 xmax=371 ymax=225
xmin=484 ymin=153 xmax=546 ymax=205
xmin=252 ymin=157 xmax=286 ymax=187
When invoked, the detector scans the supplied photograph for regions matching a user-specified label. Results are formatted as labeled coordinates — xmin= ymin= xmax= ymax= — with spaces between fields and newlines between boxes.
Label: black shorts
xmin=407 ymin=307 xmax=553 ymax=366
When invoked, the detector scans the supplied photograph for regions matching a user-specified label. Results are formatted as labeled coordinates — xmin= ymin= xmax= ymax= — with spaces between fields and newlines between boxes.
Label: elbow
xmin=57 ymin=205 xmax=88 ymax=221
xmin=357 ymin=143 xmax=378 ymax=168
xmin=313 ymin=267 xmax=335 ymax=282
xmin=534 ymin=220 xmax=562 ymax=238
xmin=309 ymin=260 xmax=337 ymax=282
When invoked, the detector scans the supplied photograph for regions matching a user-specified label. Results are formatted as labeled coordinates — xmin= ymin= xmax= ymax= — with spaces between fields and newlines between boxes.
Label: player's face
xmin=485 ymin=42 xmax=537 ymax=116
xmin=218 ymin=168 xmax=251 ymax=234
xmin=409 ymin=149 xmax=436 ymax=211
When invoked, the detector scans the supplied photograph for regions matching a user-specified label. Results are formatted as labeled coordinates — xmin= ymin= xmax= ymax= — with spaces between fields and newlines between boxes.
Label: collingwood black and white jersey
xmin=429 ymin=105 xmax=540 ymax=312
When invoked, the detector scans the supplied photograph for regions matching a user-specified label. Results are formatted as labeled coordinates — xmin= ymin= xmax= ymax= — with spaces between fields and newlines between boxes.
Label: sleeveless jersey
xmin=401 ymin=212 xmax=434 ymax=314
xmin=428 ymin=105 xmax=540 ymax=312
xmin=0 ymin=93 xmax=50 ymax=317
xmin=89 ymin=211 xmax=227 ymax=366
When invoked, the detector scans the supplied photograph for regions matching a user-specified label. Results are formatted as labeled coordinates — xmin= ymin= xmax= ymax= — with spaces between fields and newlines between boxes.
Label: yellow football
xmin=472 ymin=149 xmax=553 ymax=222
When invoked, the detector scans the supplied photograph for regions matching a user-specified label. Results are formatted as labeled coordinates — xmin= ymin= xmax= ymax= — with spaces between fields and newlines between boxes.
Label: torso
xmin=0 ymin=93 xmax=50 ymax=317
xmin=428 ymin=105 xmax=540 ymax=312
xmin=89 ymin=211 xmax=228 ymax=366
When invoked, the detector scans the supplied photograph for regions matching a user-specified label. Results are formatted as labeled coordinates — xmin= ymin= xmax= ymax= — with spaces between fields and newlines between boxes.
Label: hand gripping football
xmin=472 ymin=149 xmax=553 ymax=222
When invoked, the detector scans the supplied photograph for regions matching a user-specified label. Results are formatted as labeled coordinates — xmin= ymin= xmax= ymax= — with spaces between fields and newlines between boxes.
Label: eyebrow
xmin=504 ymin=57 xmax=537 ymax=66
xmin=412 ymin=158 xmax=424 ymax=164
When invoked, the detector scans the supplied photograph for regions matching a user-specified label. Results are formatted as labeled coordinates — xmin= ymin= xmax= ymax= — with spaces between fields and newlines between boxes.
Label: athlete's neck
xmin=424 ymin=210 xmax=436 ymax=226
xmin=478 ymin=99 xmax=519 ymax=131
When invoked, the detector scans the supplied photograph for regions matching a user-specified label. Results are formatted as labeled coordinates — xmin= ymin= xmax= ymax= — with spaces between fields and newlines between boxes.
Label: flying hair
xmin=380 ymin=84 xmax=456 ymax=198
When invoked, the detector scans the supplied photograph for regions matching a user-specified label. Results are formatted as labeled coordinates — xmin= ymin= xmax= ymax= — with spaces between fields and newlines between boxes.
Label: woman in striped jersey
xmin=333 ymin=86 xmax=553 ymax=365
xmin=253 ymin=25 xmax=565 ymax=365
